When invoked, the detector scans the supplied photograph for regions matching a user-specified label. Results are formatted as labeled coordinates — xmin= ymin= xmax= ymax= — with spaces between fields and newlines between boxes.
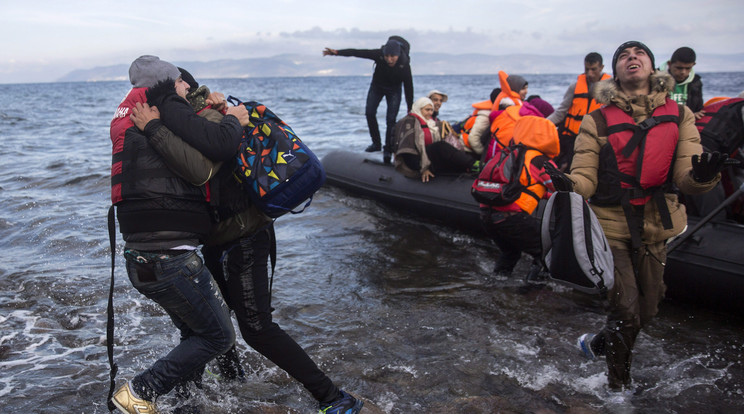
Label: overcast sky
xmin=1 ymin=0 xmax=742 ymax=84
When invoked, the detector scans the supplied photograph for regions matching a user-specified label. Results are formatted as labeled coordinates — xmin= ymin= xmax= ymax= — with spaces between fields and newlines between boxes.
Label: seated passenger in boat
xmin=456 ymin=88 xmax=502 ymax=159
xmin=477 ymin=116 xmax=560 ymax=277
xmin=394 ymin=97 xmax=481 ymax=183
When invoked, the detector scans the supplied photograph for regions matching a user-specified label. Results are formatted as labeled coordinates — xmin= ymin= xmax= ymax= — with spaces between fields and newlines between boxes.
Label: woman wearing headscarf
xmin=394 ymin=97 xmax=481 ymax=182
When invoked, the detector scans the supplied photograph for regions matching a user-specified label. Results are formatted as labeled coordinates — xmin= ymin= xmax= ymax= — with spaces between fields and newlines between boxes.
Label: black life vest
xmin=110 ymin=88 xmax=211 ymax=236
xmin=590 ymin=98 xmax=682 ymax=248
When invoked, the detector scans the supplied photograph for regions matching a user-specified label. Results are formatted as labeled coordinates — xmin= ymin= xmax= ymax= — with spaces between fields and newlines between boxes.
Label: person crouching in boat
xmin=478 ymin=116 xmax=559 ymax=277
xmin=394 ymin=97 xmax=482 ymax=182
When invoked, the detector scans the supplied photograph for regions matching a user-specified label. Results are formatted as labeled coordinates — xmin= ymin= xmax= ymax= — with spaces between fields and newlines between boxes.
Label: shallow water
xmin=1 ymin=74 xmax=743 ymax=413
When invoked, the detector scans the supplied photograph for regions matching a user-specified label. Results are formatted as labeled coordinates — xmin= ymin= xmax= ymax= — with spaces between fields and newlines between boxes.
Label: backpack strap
xmin=106 ymin=205 xmax=119 ymax=412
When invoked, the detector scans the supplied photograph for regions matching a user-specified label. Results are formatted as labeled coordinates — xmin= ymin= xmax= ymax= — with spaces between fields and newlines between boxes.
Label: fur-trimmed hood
xmin=593 ymin=71 xmax=675 ymax=106
xmin=145 ymin=78 xmax=189 ymax=108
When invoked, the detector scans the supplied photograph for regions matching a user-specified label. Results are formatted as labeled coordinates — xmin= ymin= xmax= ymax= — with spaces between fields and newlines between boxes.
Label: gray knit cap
xmin=128 ymin=55 xmax=180 ymax=88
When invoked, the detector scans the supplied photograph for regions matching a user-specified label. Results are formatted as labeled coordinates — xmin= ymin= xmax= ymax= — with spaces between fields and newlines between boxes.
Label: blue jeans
xmin=125 ymin=250 xmax=235 ymax=398
xmin=365 ymin=82 xmax=402 ymax=153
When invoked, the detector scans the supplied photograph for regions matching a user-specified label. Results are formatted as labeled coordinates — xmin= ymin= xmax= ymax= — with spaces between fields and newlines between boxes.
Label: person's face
xmin=421 ymin=104 xmax=434 ymax=119
xmin=429 ymin=94 xmax=444 ymax=111
xmin=518 ymin=85 xmax=528 ymax=100
xmin=584 ymin=61 xmax=605 ymax=83
xmin=668 ymin=60 xmax=695 ymax=83
xmin=175 ymin=77 xmax=190 ymax=99
xmin=384 ymin=54 xmax=399 ymax=67
xmin=615 ymin=46 xmax=654 ymax=85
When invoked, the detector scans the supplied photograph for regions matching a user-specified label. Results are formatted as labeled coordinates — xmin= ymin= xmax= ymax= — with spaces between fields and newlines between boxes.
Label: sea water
xmin=1 ymin=73 xmax=743 ymax=413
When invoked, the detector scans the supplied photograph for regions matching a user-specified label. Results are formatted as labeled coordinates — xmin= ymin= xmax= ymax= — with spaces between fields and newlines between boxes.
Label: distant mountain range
xmin=57 ymin=52 xmax=744 ymax=82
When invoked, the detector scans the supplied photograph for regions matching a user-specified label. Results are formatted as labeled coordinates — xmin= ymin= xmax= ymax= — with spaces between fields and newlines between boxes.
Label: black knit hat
xmin=177 ymin=67 xmax=199 ymax=90
xmin=611 ymin=41 xmax=655 ymax=78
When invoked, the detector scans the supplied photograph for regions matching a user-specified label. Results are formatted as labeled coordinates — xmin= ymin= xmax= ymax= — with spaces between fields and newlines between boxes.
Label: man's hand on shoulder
xmin=130 ymin=102 xmax=160 ymax=131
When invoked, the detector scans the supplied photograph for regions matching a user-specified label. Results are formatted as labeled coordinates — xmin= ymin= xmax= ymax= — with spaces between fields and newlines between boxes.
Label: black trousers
xmin=402 ymin=141 xmax=475 ymax=173
xmin=480 ymin=209 xmax=542 ymax=271
xmin=202 ymin=229 xmax=340 ymax=404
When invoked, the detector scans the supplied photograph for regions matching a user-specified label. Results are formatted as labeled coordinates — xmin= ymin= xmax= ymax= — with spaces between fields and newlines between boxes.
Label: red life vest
xmin=411 ymin=113 xmax=433 ymax=145
xmin=695 ymin=97 xmax=744 ymax=155
xmin=592 ymin=98 xmax=681 ymax=245
xmin=594 ymin=99 xmax=680 ymax=205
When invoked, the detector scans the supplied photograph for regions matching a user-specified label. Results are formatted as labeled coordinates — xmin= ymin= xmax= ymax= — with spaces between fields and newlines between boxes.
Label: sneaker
xmin=577 ymin=333 xmax=596 ymax=360
xmin=365 ymin=143 xmax=381 ymax=152
xmin=215 ymin=346 xmax=246 ymax=383
xmin=469 ymin=160 xmax=483 ymax=173
xmin=112 ymin=381 xmax=157 ymax=414
xmin=319 ymin=390 xmax=364 ymax=414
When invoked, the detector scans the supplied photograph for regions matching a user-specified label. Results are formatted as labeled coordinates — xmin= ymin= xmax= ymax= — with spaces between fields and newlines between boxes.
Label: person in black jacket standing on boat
xmin=324 ymin=36 xmax=414 ymax=164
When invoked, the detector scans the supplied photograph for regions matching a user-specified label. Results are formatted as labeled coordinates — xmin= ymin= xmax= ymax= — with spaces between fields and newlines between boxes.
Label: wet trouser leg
xmin=203 ymin=230 xmax=340 ymax=404
xmin=383 ymin=84 xmax=402 ymax=154
xmin=597 ymin=240 xmax=667 ymax=390
xmin=125 ymin=251 xmax=235 ymax=399
xmin=480 ymin=210 xmax=542 ymax=273
xmin=365 ymin=83 xmax=384 ymax=148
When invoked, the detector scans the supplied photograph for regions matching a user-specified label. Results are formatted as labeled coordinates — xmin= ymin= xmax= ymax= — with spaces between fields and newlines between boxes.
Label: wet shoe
xmin=112 ymin=381 xmax=157 ymax=414
xmin=319 ymin=390 xmax=364 ymax=414
xmin=577 ymin=333 xmax=597 ymax=360
xmin=383 ymin=152 xmax=392 ymax=165
xmin=215 ymin=346 xmax=246 ymax=383
xmin=365 ymin=143 xmax=381 ymax=152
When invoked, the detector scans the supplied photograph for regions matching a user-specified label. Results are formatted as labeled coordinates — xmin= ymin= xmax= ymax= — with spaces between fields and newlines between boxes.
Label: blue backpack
xmin=227 ymin=96 xmax=325 ymax=218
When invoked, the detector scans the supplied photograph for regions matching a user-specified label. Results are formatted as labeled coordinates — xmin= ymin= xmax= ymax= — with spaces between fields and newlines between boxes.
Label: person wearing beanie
xmin=546 ymin=41 xmax=726 ymax=396
xmin=526 ymin=95 xmax=555 ymax=117
xmin=506 ymin=75 xmax=528 ymax=100
xmin=126 ymin=66 xmax=367 ymax=414
xmin=109 ymin=55 xmax=251 ymax=413
xmin=660 ymin=46 xmax=704 ymax=118
xmin=548 ymin=52 xmax=611 ymax=170
xmin=323 ymin=36 xmax=413 ymax=164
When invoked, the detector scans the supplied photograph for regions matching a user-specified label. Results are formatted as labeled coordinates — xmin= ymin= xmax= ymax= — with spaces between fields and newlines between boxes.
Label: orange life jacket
xmin=560 ymin=73 xmax=611 ymax=139
xmin=491 ymin=70 xmax=523 ymax=111
xmin=490 ymin=105 xmax=522 ymax=147
xmin=461 ymin=100 xmax=492 ymax=149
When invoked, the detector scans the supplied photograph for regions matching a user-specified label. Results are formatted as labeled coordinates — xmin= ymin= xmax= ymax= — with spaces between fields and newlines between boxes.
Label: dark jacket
xmin=686 ymin=74 xmax=704 ymax=113
xmin=110 ymin=88 xmax=214 ymax=249
xmin=147 ymin=85 xmax=273 ymax=247
xmin=337 ymin=48 xmax=414 ymax=111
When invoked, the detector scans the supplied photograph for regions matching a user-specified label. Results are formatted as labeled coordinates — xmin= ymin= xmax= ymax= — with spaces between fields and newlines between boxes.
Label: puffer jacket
xmin=567 ymin=71 xmax=719 ymax=243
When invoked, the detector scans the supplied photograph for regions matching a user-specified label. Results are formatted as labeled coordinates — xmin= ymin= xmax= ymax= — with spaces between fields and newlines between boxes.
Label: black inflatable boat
xmin=322 ymin=150 xmax=744 ymax=312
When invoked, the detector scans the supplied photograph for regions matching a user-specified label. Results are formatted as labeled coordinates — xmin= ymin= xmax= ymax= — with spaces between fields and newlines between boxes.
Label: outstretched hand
xmin=322 ymin=48 xmax=338 ymax=56
xmin=691 ymin=151 xmax=728 ymax=183
xmin=543 ymin=161 xmax=573 ymax=192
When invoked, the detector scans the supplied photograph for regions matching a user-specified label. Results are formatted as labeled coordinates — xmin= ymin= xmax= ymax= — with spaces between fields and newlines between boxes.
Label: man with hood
xmin=545 ymin=41 xmax=728 ymax=397
xmin=661 ymin=46 xmax=704 ymax=119
xmin=323 ymin=37 xmax=414 ymax=164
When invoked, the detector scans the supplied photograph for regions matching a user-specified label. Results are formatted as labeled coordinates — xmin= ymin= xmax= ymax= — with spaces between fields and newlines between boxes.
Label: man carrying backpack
xmin=473 ymin=116 xmax=559 ymax=277
xmin=545 ymin=41 xmax=727 ymax=398
xmin=142 ymin=67 xmax=364 ymax=414
xmin=323 ymin=36 xmax=414 ymax=164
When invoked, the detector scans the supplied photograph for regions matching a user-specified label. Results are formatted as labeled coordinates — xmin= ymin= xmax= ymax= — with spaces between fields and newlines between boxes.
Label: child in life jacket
xmin=478 ymin=116 xmax=559 ymax=276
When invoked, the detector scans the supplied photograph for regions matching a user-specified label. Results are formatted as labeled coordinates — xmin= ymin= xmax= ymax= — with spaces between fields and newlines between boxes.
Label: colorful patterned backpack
xmin=227 ymin=96 xmax=325 ymax=218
